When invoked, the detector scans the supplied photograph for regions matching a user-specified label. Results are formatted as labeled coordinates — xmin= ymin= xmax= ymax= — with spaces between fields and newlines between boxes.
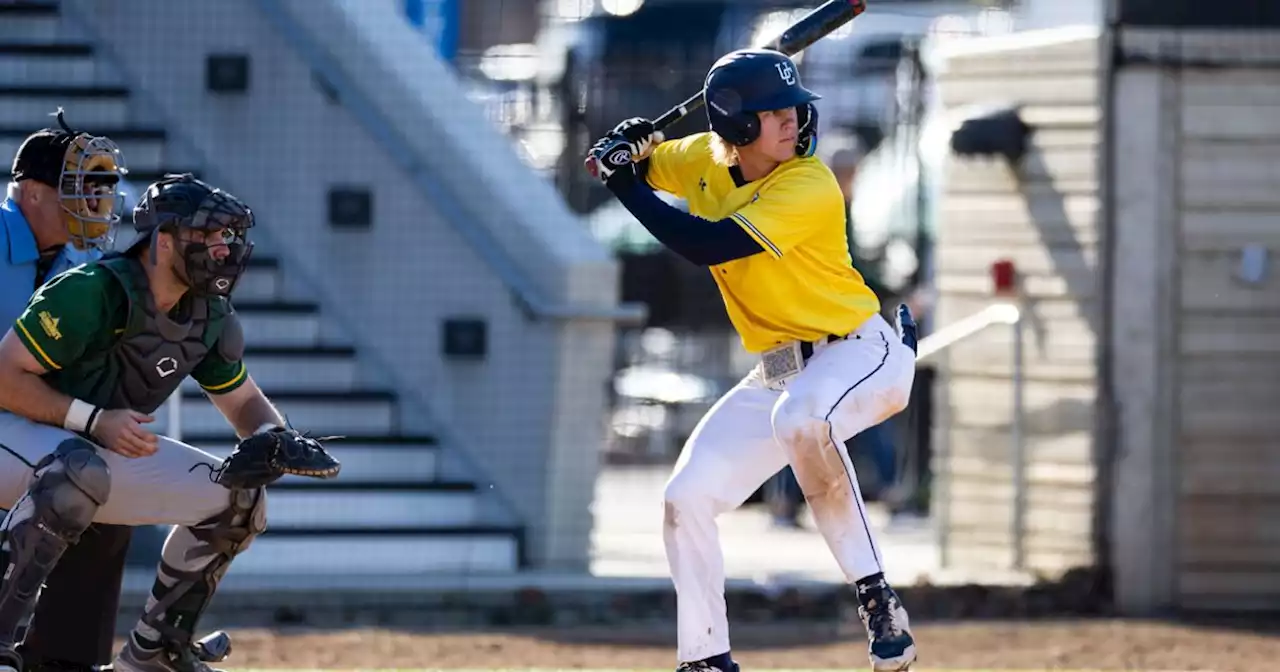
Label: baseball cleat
xmin=858 ymin=581 xmax=917 ymax=671
xmin=112 ymin=634 xmax=224 ymax=672
xmin=675 ymin=653 xmax=739 ymax=672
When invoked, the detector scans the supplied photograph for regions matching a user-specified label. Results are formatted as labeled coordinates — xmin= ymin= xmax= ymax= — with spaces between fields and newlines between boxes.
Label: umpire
xmin=2 ymin=111 xmax=130 ymax=672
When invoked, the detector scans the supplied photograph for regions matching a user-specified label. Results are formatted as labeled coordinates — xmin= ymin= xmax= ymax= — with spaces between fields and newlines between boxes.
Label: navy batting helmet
xmin=703 ymin=49 xmax=820 ymax=147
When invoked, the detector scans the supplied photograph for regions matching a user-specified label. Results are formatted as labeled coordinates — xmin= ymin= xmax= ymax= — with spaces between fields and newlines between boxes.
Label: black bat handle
xmin=655 ymin=91 xmax=706 ymax=132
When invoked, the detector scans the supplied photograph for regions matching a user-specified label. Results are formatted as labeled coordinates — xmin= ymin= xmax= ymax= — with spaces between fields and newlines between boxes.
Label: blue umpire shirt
xmin=0 ymin=197 xmax=104 ymax=325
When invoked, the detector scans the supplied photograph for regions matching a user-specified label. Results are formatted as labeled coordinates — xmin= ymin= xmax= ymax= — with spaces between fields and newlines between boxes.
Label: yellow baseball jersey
xmin=646 ymin=132 xmax=881 ymax=353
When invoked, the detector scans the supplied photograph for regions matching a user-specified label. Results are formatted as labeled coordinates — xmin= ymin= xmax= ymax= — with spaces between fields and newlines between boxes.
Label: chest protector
xmin=47 ymin=256 xmax=237 ymax=414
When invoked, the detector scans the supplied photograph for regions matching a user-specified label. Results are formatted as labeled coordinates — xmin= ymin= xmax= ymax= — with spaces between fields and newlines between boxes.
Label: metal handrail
xmin=916 ymin=301 xmax=1027 ymax=571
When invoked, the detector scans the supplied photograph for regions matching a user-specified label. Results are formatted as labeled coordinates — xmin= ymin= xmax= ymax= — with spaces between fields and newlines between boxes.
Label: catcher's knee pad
xmin=33 ymin=438 xmax=112 ymax=534
xmin=0 ymin=439 xmax=109 ymax=646
xmin=191 ymin=486 xmax=267 ymax=562
xmin=226 ymin=486 xmax=268 ymax=547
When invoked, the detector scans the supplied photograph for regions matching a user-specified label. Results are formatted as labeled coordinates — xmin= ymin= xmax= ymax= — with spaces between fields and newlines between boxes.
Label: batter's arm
xmin=608 ymin=179 xmax=765 ymax=266
xmin=643 ymin=132 xmax=714 ymax=198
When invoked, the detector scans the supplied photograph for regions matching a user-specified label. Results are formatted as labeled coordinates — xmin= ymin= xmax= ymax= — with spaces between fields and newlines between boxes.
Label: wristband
xmin=87 ymin=406 xmax=104 ymax=435
xmin=63 ymin=400 xmax=97 ymax=434
xmin=255 ymin=423 xmax=284 ymax=435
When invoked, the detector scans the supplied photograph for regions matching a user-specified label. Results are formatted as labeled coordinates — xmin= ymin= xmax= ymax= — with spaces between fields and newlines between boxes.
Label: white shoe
xmin=859 ymin=585 xmax=918 ymax=671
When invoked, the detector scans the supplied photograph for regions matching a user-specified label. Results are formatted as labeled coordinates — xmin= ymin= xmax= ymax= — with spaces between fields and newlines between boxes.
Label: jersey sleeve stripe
xmin=201 ymin=361 xmax=246 ymax=393
xmin=15 ymin=320 xmax=60 ymax=370
xmin=731 ymin=213 xmax=783 ymax=258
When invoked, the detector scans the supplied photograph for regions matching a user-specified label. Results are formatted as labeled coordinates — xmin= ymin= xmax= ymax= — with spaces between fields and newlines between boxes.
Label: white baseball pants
xmin=662 ymin=313 xmax=916 ymax=662
xmin=0 ymin=411 xmax=237 ymax=527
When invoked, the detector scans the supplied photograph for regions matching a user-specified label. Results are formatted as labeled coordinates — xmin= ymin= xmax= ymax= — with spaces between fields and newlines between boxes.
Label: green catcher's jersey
xmin=13 ymin=256 xmax=248 ymax=413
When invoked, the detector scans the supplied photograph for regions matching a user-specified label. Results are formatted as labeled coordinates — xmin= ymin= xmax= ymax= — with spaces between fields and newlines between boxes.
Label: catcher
xmin=0 ymin=173 xmax=340 ymax=672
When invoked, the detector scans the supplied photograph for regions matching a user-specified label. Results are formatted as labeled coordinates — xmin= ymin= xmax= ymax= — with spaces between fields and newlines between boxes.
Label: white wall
xmin=930 ymin=27 xmax=1104 ymax=575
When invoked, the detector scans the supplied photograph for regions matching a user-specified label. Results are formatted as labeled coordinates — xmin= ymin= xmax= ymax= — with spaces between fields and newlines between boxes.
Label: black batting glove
xmin=612 ymin=117 xmax=664 ymax=161
xmin=586 ymin=132 xmax=638 ymax=188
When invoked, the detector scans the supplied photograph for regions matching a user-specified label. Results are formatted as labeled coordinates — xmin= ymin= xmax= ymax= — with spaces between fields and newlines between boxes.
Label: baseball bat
xmin=653 ymin=0 xmax=867 ymax=132
xmin=585 ymin=0 xmax=867 ymax=178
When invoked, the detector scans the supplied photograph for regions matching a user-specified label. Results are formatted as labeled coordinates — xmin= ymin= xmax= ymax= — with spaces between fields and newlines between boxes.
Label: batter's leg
xmin=662 ymin=377 xmax=788 ymax=668
xmin=769 ymin=313 xmax=917 ymax=671
xmin=20 ymin=523 xmax=132 ymax=669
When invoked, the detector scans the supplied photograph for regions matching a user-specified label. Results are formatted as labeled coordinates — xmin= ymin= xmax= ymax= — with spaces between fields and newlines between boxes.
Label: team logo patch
xmin=38 ymin=311 xmax=61 ymax=341
xmin=156 ymin=356 xmax=179 ymax=378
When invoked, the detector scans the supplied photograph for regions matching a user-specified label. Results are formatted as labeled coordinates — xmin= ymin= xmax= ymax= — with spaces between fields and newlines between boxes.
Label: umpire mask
xmin=11 ymin=108 xmax=127 ymax=250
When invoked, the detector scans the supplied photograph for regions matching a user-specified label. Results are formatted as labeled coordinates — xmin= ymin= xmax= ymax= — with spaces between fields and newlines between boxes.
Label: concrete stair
xmin=0 ymin=1 xmax=523 ymax=575
xmin=0 ymin=3 xmax=66 ymax=44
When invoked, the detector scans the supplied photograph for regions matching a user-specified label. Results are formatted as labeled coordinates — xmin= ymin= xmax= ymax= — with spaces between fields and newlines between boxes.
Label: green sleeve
xmin=14 ymin=266 xmax=116 ymax=371
xmin=191 ymin=350 xmax=247 ymax=395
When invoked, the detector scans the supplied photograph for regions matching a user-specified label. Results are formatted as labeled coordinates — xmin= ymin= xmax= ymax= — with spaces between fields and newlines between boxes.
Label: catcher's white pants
xmin=0 ymin=410 xmax=235 ymax=526
xmin=663 ymin=313 xmax=915 ymax=663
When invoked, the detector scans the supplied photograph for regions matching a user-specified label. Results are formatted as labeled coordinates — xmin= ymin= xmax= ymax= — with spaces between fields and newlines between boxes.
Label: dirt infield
xmin=200 ymin=618 xmax=1280 ymax=670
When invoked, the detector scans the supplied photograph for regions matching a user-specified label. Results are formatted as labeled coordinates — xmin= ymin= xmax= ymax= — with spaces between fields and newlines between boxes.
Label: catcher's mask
xmin=11 ymin=108 xmax=127 ymax=250
xmin=131 ymin=174 xmax=254 ymax=298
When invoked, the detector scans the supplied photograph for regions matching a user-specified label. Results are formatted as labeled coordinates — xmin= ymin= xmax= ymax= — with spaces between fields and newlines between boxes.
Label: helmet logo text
xmin=776 ymin=62 xmax=796 ymax=86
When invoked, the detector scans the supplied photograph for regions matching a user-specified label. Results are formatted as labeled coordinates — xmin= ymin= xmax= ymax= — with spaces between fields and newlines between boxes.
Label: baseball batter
xmin=0 ymin=174 xmax=339 ymax=672
xmin=586 ymin=49 xmax=918 ymax=672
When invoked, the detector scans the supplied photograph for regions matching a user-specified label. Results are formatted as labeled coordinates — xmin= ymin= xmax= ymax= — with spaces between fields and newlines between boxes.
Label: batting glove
xmin=796 ymin=102 xmax=819 ymax=158
xmin=611 ymin=117 xmax=664 ymax=161
xmin=586 ymin=132 xmax=638 ymax=187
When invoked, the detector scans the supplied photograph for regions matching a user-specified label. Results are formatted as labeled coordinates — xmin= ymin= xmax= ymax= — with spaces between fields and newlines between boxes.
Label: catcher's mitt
xmin=213 ymin=426 xmax=341 ymax=490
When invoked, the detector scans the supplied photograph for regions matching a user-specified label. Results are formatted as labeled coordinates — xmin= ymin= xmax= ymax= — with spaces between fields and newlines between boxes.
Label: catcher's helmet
xmin=11 ymin=108 xmax=127 ymax=249
xmin=703 ymin=49 xmax=820 ymax=147
xmin=129 ymin=173 xmax=254 ymax=298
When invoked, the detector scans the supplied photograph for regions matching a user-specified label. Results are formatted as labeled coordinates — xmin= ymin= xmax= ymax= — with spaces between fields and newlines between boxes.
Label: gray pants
xmin=0 ymin=411 xmax=235 ymax=526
